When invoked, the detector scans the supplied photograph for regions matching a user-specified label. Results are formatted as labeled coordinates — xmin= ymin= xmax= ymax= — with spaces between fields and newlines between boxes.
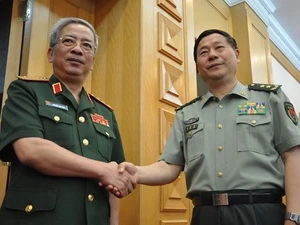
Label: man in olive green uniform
xmin=0 ymin=17 xmax=134 ymax=225
xmin=119 ymin=30 xmax=300 ymax=225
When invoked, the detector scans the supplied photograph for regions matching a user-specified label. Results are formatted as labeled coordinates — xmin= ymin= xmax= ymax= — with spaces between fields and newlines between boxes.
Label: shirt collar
xmin=200 ymin=81 xmax=249 ymax=107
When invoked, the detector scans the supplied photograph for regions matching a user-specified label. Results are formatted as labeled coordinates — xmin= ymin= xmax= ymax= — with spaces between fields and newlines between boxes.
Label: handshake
xmin=98 ymin=161 xmax=138 ymax=198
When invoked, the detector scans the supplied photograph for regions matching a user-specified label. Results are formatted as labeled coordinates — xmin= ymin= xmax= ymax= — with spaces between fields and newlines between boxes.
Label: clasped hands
xmin=98 ymin=161 xmax=138 ymax=198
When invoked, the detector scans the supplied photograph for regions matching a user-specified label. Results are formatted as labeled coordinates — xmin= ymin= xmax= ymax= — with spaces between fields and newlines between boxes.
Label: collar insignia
xmin=52 ymin=82 xmax=62 ymax=94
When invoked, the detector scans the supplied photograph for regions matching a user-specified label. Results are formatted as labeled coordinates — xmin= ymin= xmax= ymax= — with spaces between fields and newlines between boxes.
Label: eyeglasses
xmin=58 ymin=36 xmax=96 ymax=53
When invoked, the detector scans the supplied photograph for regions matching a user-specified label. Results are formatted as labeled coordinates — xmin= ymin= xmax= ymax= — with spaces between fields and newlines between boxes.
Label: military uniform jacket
xmin=0 ymin=75 xmax=125 ymax=225
xmin=160 ymin=81 xmax=300 ymax=199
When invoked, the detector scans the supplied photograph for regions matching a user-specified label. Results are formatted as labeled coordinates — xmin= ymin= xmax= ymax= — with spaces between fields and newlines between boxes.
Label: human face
xmin=47 ymin=23 xmax=95 ymax=84
xmin=195 ymin=33 xmax=240 ymax=85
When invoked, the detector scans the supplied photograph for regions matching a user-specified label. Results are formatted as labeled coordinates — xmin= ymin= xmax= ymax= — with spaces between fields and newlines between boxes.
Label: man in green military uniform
xmin=118 ymin=29 xmax=300 ymax=225
xmin=0 ymin=17 xmax=134 ymax=225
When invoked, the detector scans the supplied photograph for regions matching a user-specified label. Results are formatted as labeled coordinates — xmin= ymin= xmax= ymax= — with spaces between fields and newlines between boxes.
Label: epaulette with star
xmin=175 ymin=96 xmax=202 ymax=112
xmin=248 ymin=83 xmax=281 ymax=93
xmin=88 ymin=93 xmax=114 ymax=111
xmin=16 ymin=75 xmax=49 ymax=82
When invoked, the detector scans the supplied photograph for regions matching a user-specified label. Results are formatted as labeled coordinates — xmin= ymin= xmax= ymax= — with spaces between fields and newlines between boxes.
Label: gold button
xmin=251 ymin=120 xmax=257 ymax=124
xmin=54 ymin=116 xmax=60 ymax=122
xmin=79 ymin=116 xmax=85 ymax=123
xmin=218 ymin=146 xmax=223 ymax=151
xmin=83 ymin=139 xmax=89 ymax=146
xmin=105 ymin=132 xmax=110 ymax=137
xmin=217 ymin=124 xmax=223 ymax=129
xmin=25 ymin=204 xmax=33 ymax=213
xmin=88 ymin=194 xmax=94 ymax=202
xmin=219 ymin=105 xmax=223 ymax=109
xmin=217 ymin=172 xmax=223 ymax=178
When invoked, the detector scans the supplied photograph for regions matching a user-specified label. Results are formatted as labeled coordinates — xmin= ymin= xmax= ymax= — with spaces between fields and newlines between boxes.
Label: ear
xmin=47 ymin=48 xmax=54 ymax=63
xmin=90 ymin=56 xmax=95 ymax=70
xmin=235 ymin=49 xmax=240 ymax=63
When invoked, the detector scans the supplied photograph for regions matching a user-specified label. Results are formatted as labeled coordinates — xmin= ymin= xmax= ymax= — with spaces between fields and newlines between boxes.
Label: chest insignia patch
xmin=284 ymin=102 xmax=298 ymax=125
xmin=45 ymin=100 xmax=68 ymax=111
xmin=238 ymin=102 xmax=266 ymax=115
xmin=91 ymin=113 xmax=110 ymax=127
xmin=184 ymin=117 xmax=199 ymax=125
xmin=185 ymin=124 xmax=198 ymax=133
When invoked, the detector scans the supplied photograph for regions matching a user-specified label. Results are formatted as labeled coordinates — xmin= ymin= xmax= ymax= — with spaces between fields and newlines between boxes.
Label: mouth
xmin=67 ymin=58 xmax=84 ymax=64
xmin=207 ymin=63 xmax=223 ymax=70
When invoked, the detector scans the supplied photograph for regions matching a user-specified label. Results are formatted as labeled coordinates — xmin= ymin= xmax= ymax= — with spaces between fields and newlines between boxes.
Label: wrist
xmin=285 ymin=212 xmax=300 ymax=225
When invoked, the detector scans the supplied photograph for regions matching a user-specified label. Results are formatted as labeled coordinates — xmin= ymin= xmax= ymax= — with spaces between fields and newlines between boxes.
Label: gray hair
xmin=49 ymin=17 xmax=98 ymax=53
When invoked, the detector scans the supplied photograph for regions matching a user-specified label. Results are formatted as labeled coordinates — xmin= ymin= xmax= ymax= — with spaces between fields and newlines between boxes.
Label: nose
xmin=71 ymin=41 xmax=83 ymax=54
xmin=208 ymin=49 xmax=218 ymax=59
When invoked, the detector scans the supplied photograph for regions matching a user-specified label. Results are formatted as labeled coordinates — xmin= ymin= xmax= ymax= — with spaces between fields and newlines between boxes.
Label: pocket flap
xmin=236 ymin=115 xmax=271 ymax=127
xmin=4 ymin=189 xmax=57 ymax=213
xmin=39 ymin=105 xmax=73 ymax=124
xmin=93 ymin=123 xmax=116 ymax=139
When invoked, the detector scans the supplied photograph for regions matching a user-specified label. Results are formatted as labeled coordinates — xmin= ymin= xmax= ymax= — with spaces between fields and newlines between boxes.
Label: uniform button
xmin=25 ymin=204 xmax=33 ymax=213
xmin=251 ymin=120 xmax=257 ymax=124
xmin=79 ymin=116 xmax=85 ymax=123
xmin=218 ymin=146 xmax=223 ymax=151
xmin=88 ymin=194 xmax=94 ymax=202
xmin=54 ymin=116 xmax=60 ymax=122
xmin=217 ymin=124 xmax=223 ymax=129
xmin=83 ymin=139 xmax=89 ymax=146
xmin=217 ymin=172 xmax=223 ymax=178
xmin=219 ymin=105 xmax=223 ymax=109
xmin=105 ymin=132 xmax=110 ymax=137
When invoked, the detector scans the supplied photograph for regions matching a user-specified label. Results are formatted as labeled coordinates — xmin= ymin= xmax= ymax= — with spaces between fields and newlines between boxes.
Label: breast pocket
xmin=93 ymin=123 xmax=116 ymax=162
xmin=185 ymin=122 xmax=205 ymax=162
xmin=236 ymin=115 xmax=272 ymax=154
xmin=39 ymin=105 xmax=74 ymax=148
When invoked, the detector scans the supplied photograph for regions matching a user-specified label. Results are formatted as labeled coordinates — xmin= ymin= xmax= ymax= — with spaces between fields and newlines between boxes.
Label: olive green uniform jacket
xmin=0 ymin=75 xmax=125 ymax=225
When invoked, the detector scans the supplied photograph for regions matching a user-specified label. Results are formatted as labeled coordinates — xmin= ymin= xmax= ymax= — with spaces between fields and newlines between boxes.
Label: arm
xmin=13 ymin=137 xmax=134 ymax=197
xmin=120 ymin=160 xmax=182 ymax=185
xmin=282 ymin=145 xmax=300 ymax=225
xmin=109 ymin=193 xmax=120 ymax=225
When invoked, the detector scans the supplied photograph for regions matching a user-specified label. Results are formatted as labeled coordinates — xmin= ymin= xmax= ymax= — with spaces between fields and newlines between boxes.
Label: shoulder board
xmin=88 ymin=93 xmax=114 ymax=111
xmin=16 ymin=75 xmax=49 ymax=82
xmin=248 ymin=83 xmax=281 ymax=92
xmin=175 ymin=96 xmax=202 ymax=112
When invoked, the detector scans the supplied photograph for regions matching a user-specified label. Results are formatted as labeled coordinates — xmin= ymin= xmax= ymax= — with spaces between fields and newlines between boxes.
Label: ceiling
xmin=271 ymin=0 xmax=300 ymax=50
xmin=225 ymin=0 xmax=300 ymax=72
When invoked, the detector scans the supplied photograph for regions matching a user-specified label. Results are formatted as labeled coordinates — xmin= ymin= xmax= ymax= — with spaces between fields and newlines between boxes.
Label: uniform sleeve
xmin=159 ymin=110 xmax=185 ymax=166
xmin=0 ymin=80 xmax=44 ymax=160
xmin=270 ymin=89 xmax=300 ymax=154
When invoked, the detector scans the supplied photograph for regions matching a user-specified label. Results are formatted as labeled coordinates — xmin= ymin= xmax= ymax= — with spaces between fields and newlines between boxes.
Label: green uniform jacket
xmin=0 ymin=75 xmax=125 ymax=225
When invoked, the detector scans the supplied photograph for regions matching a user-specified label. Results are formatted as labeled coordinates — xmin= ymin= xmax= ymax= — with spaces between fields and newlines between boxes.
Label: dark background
xmin=0 ymin=0 xmax=13 ymax=107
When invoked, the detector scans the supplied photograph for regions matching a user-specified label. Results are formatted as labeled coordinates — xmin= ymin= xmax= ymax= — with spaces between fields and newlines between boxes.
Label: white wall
xmin=272 ymin=56 xmax=300 ymax=116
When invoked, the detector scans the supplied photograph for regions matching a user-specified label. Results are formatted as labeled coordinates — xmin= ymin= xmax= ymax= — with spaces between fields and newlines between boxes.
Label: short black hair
xmin=193 ymin=29 xmax=238 ymax=62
